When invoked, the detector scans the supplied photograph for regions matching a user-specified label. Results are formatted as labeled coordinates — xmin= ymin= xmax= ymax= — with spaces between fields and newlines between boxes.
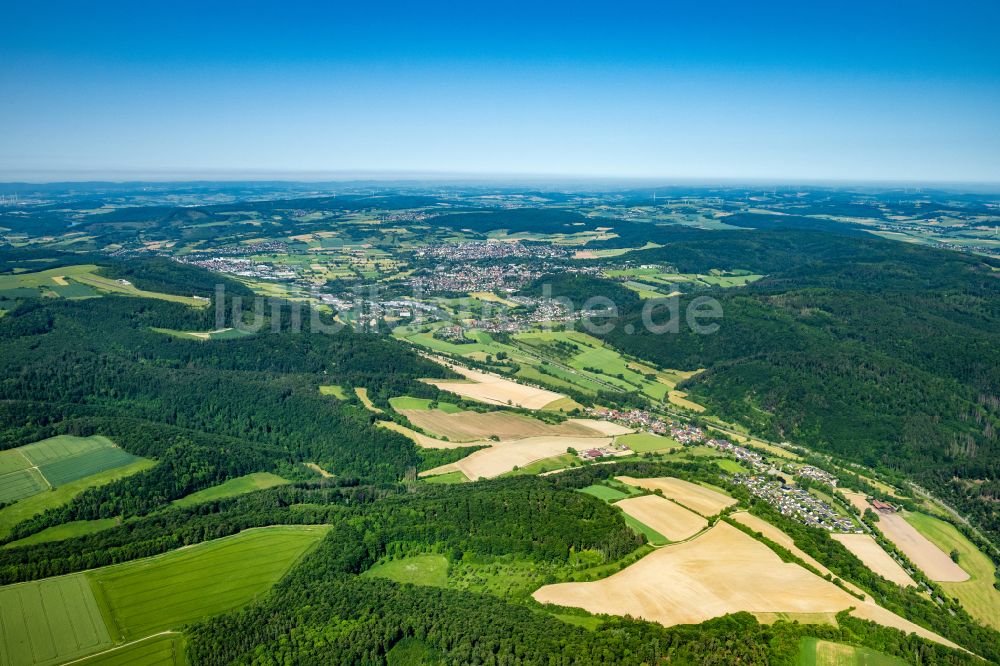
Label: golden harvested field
xmin=534 ymin=522 xmax=854 ymax=626
xmin=832 ymin=533 xmax=916 ymax=587
xmin=614 ymin=495 xmax=707 ymax=542
xmin=840 ymin=492 xmax=969 ymax=583
xmin=617 ymin=476 xmax=736 ymax=516
xmin=667 ymin=390 xmax=706 ymax=412
xmin=876 ymin=511 xmax=968 ymax=582
xmin=728 ymin=512 xmax=867 ymax=594
xmin=400 ymin=409 xmax=604 ymax=441
xmin=533 ymin=522 xmax=958 ymax=649
xmin=451 ymin=435 xmax=611 ymax=480
xmin=424 ymin=360 xmax=566 ymax=409
xmin=565 ymin=419 xmax=634 ymax=436
xmin=378 ymin=421 xmax=492 ymax=449
xmin=842 ymin=490 xmax=871 ymax=514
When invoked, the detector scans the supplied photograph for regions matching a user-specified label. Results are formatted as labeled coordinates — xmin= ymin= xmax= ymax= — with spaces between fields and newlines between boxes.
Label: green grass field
xmin=364 ymin=554 xmax=449 ymax=588
xmin=0 ymin=459 xmax=155 ymax=540
xmin=389 ymin=396 xmax=463 ymax=413
xmin=71 ymin=632 xmax=186 ymax=666
xmin=319 ymin=384 xmax=348 ymax=399
xmin=0 ymin=449 xmax=32 ymax=475
xmin=616 ymin=432 xmax=678 ymax=453
xmin=0 ymin=467 xmax=48 ymax=503
xmin=502 ymin=453 xmax=578 ymax=477
xmin=0 ymin=573 xmax=112 ymax=666
xmin=4 ymin=519 xmax=119 ymax=549
xmin=798 ymin=637 xmax=907 ymax=665
xmin=421 ymin=471 xmax=469 ymax=484
xmin=88 ymin=525 xmax=329 ymax=641
xmin=714 ymin=458 xmax=749 ymax=473
xmin=172 ymin=472 xmax=290 ymax=508
xmin=904 ymin=512 xmax=1000 ymax=630
xmin=578 ymin=484 xmax=630 ymax=502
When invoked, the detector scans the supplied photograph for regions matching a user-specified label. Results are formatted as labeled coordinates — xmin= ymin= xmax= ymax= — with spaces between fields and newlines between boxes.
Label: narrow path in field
xmin=57 ymin=631 xmax=180 ymax=666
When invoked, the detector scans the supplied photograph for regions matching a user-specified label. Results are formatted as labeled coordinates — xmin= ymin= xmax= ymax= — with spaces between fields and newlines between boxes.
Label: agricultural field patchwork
xmin=428 ymin=435 xmax=611 ymax=480
xmin=534 ymin=522 xmax=956 ymax=648
xmin=614 ymin=495 xmax=707 ymax=542
xmin=831 ymin=534 xmax=915 ymax=588
xmin=0 ymin=459 xmax=155 ymax=540
xmin=617 ymin=476 xmax=736 ymax=517
xmin=70 ymin=633 xmax=186 ymax=666
xmin=904 ymin=511 xmax=1000 ymax=630
xmin=0 ymin=436 xmax=146 ymax=505
xmin=868 ymin=507 xmax=968 ymax=583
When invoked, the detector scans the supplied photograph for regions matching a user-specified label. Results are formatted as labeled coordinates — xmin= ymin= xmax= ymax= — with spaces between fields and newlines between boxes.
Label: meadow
xmin=172 ymin=472 xmax=290 ymax=507
xmin=364 ymin=554 xmax=449 ymax=588
xmin=3 ymin=519 xmax=119 ymax=550
xmin=615 ymin=432 xmax=678 ymax=453
xmin=88 ymin=525 xmax=330 ymax=641
xmin=318 ymin=384 xmax=348 ymax=399
xmin=798 ymin=637 xmax=907 ymax=665
xmin=389 ymin=396 xmax=463 ymax=412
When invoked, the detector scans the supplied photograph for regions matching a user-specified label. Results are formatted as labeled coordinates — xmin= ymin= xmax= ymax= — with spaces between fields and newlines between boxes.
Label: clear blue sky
xmin=2 ymin=0 xmax=998 ymax=182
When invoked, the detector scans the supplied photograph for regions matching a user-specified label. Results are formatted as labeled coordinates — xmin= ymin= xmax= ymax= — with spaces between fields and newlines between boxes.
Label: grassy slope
xmin=319 ymin=384 xmax=348 ymax=399
xmin=3 ymin=518 xmax=119 ymax=549
xmin=421 ymin=471 xmax=469 ymax=484
xmin=904 ymin=512 xmax=1000 ymax=631
xmin=172 ymin=472 xmax=290 ymax=508
xmin=88 ymin=525 xmax=330 ymax=641
xmin=502 ymin=453 xmax=579 ymax=477
xmin=798 ymin=636 xmax=907 ymax=665
xmin=388 ymin=396 xmax=463 ymax=412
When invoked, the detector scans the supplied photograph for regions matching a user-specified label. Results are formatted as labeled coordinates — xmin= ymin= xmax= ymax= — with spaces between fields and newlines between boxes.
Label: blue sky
xmin=2 ymin=1 xmax=999 ymax=182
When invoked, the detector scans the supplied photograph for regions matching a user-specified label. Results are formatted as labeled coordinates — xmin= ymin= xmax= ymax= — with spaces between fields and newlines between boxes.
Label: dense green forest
xmin=567 ymin=229 xmax=1000 ymax=543
xmin=0 ymin=258 xmax=458 ymax=543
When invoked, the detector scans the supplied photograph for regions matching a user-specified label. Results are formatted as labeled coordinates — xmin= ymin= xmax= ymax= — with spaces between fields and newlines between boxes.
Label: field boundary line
xmin=57 ymin=630 xmax=181 ymax=666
